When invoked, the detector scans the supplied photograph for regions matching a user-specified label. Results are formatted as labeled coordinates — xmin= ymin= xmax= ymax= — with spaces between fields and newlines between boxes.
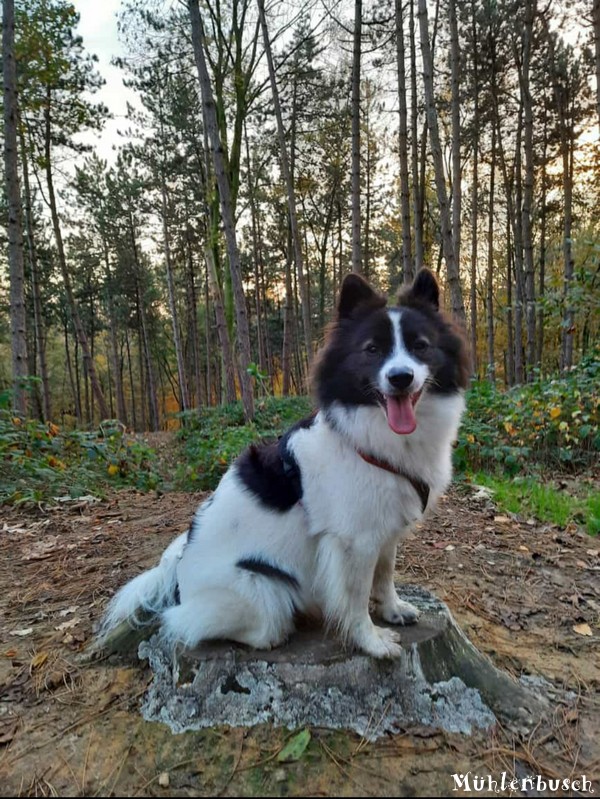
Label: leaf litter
xmin=0 ymin=477 xmax=598 ymax=796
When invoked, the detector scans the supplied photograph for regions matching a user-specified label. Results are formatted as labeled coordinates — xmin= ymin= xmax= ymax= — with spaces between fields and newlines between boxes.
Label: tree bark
xmin=409 ymin=0 xmax=424 ymax=273
xmin=486 ymin=126 xmax=496 ymax=382
xmin=517 ymin=0 xmax=537 ymax=378
xmin=19 ymin=123 xmax=51 ymax=420
xmin=396 ymin=0 xmax=413 ymax=283
xmin=351 ymin=0 xmax=363 ymax=273
xmin=469 ymin=0 xmax=479 ymax=376
xmin=593 ymin=0 xmax=600 ymax=130
xmin=205 ymin=247 xmax=237 ymax=404
xmin=3 ymin=0 xmax=29 ymax=415
xmin=188 ymin=0 xmax=254 ymax=420
xmin=449 ymin=0 xmax=462 ymax=272
xmin=417 ymin=0 xmax=465 ymax=321
xmin=102 ymin=242 xmax=127 ymax=425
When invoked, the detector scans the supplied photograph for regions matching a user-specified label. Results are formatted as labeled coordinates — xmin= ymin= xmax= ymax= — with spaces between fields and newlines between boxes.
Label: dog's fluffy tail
xmin=98 ymin=532 xmax=187 ymax=641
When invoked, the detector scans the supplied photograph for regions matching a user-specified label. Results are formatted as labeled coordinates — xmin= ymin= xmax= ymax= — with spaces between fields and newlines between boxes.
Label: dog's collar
xmin=357 ymin=450 xmax=430 ymax=513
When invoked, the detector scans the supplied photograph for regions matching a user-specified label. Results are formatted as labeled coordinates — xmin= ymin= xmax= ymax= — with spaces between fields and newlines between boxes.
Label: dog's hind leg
xmin=371 ymin=541 xmax=420 ymax=625
xmin=160 ymin=587 xmax=292 ymax=651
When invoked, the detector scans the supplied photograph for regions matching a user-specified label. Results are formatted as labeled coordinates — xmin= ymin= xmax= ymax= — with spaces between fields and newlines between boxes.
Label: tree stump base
xmin=122 ymin=585 xmax=549 ymax=739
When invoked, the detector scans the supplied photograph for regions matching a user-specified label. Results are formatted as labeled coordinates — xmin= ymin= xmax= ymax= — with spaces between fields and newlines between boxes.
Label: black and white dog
xmin=101 ymin=269 xmax=469 ymax=658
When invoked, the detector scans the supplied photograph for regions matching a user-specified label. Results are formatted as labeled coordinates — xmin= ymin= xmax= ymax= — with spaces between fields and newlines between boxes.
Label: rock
xmin=135 ymin=586 xmax=548 ymax=740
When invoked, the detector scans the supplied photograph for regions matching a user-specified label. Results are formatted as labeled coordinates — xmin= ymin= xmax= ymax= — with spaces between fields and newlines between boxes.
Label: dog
xmin=100 ymin=268 xmax=469 ymax=658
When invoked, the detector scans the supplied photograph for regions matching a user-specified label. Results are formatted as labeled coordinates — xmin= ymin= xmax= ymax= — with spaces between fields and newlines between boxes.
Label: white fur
xmin=100 ymin=389 xmax=464 ymax=659
xmin=380 ymin=310 xmax=429 ymax=393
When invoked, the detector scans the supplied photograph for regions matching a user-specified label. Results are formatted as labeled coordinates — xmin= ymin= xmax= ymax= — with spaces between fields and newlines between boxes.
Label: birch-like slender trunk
xmin=3 ymin=0 xmax=28 ymax=415
xmin=396 ymin=0 xmax=413 ymax=282
xmin=469 ymin=0 xmax=479 ymax=375
xmin=188 ymin=0 xmax=254 ymax=420
xmin=486 ymin=126 xmax=496 ymax=382
xmin=351 ymin=0 xmax=363 ymax=273
xmin=518 ymin=0 xmax=537 ymax=378
xmin=20 ymin=124 xmax=51 ymax=419
xmin=449 ymin=0 xmax=462 ymax=272
xmin=409 ymin=0 xmax=424 ymax=272
xmin=417 ymin=0 xmax=465 ymax=320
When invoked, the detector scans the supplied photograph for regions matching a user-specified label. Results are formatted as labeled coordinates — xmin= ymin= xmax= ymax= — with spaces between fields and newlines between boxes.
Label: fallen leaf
xmin=444 ymin=544 xmax=456 ymax=552
xmin=494 ymin=515 xmax=511 ymax=524
xmin=576 ymin=560 xmax=587 ymax=569
xmin=277 ymin=729 xmax=311 ymax=763
xmin=30 ymin=652 xmax=48 ymax=670
xmin=158 ymin=773 xmax=170 ymax=788
xmin=518 ymin=545 xmax=530 ymax=552
xmin=4 ymin=650 xmax=17 ymax=658
xmin=573 ymin=623 xmax=593 ymax=637
xmin=587 ymin=549 xmax=599 ymax=558
xmin=55 ymin=618 xmax=80 ymax=632
xmin=58 ymin=606 xmax=79 ymax=617
xmin=10 ymin=628 xmax=33 ymax=637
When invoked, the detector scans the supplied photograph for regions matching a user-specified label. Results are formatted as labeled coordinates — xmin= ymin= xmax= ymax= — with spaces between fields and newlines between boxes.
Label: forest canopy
xmin=1 ymin=0 xmax=599 ymax=429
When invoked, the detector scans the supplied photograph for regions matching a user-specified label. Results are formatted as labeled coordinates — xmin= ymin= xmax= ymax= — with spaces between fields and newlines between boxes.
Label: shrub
xmin=0 ymin=411 xmax=160 ymax=505
xmin=455 ymin=351 xmax=599 ymax=475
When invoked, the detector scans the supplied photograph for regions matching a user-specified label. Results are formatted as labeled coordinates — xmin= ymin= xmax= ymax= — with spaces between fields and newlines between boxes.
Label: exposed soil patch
xmin=0 ymin=483 xmax=598 ymax=796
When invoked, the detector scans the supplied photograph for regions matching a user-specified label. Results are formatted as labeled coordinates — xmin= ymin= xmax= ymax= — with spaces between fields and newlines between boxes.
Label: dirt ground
xmin=0 ymin=477 xmax=599 ymax=797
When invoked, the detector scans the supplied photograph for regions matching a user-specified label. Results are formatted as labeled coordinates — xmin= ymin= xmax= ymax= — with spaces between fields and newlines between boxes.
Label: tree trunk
xmin=189 ymin=0 xmax=254 ymax=420
xmin=43 ymin=92 xmax=109 ymax=421
xmin=64 ymin=316 xmax=81 ymax=424
xmin=409 ymin=0 xmax=424 ymax=273
xmin=129 ymin=216 xmax=159 ymax=430
xmin=417 ymin=0 xmax=465 ymax=321
xmin=536 ymin=106 xmax=548 ymax=370
xmin=518 ymin=0 xmax=537 ymax=378
xmin=449 ymin=0 xmax=462 ymax=272
xmin=258 ymin=0 xmax=312 ymax=366
xmin=469 ymin=0 xmax=479 ymax=376
xmin=486 ymin=126 xmax=496 ymax=383
xmin=160 ymin=173 xmax=190 ymax=412
xmin=19 ymin=123 xmax=51 ymax=420
xmin=593 ymin=0 xmax=600 ymax=130
xmin=102 ymin=242 xmax=127 ymax=425
xmin=205 ymin=247 xmax=237 ymax=404
xmin=351 ymin=0 xmax=363 ymax=273
xmin=3 ymin=0 xmax=28 ymax=415
xmin=396 ymin=0 xmax=413 ymax=283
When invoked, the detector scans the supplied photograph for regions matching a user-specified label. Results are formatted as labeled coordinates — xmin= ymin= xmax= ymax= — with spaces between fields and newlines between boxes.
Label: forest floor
xmin=0 ymin=436 xmax=599 ymax=797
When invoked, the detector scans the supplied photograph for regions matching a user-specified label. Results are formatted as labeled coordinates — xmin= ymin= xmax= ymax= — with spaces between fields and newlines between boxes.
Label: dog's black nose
xmin=387 ymin=368 xmax=414 ymax=390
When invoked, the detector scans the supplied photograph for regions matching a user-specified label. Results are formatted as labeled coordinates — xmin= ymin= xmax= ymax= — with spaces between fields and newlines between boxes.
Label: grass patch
xmin=471 ymin=473 xmax=599 ymax=535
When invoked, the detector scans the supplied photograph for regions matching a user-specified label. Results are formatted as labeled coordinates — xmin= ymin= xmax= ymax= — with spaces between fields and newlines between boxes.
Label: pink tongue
xmin=385 ymin=395 xmax=417 ymax=434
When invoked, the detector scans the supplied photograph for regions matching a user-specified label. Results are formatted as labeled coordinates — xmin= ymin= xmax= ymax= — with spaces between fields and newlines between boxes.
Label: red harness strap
xmin=357 ymin=450 xmax=430 ymax=513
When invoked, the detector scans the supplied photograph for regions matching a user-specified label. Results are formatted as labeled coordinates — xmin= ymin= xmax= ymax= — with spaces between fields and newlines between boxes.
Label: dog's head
xmin=313 ymin=270 xmax=470 ymax=434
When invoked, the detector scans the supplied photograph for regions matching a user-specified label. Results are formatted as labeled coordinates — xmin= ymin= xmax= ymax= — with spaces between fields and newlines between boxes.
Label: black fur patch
xmin=236 ymin=556 xmax=300 ymax=591
xmin=235 ymin=414 xmax=315 ymax=512
xmin=398 ymin=307 xmax=470 ymax=394
xmin=314 ymin=309 xmax=394 ymax=409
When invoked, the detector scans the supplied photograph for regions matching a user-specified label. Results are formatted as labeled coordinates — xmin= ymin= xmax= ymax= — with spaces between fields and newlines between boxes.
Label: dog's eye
xmin=365 ymin=343 xmax=379 ymax=354
xmin=413 ymin=338 xmax=430 ymax=351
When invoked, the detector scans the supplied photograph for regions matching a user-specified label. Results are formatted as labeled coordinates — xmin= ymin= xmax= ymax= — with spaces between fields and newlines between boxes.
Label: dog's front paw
xmin=379 ymin=597 xmax=420 ymax=626
xmin=355 ymin=624 xmax=403 ymax=659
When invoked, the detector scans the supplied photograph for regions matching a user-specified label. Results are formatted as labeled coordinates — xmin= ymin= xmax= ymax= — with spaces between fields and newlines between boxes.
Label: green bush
xmin=0 ymin=411 xmax=160 ymax=505
xmin=455 ymin=351 xmax=599 ymax=475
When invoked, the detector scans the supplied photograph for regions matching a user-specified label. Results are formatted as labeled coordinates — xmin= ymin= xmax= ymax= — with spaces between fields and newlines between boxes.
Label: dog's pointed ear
xmin=401 ymin=268 xmax=440 ymax=310
xmin=337 ymin=273 xmax=381 ymax=318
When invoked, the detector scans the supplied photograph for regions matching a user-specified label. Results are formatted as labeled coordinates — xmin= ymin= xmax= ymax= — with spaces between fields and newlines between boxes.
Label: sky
xmin=72 ymin=0 xmax=138 ymax=162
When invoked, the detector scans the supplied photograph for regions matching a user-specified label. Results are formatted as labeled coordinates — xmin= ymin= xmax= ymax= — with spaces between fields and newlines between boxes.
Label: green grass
xmin=471 ymin=473 xmax=599 ymax=536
